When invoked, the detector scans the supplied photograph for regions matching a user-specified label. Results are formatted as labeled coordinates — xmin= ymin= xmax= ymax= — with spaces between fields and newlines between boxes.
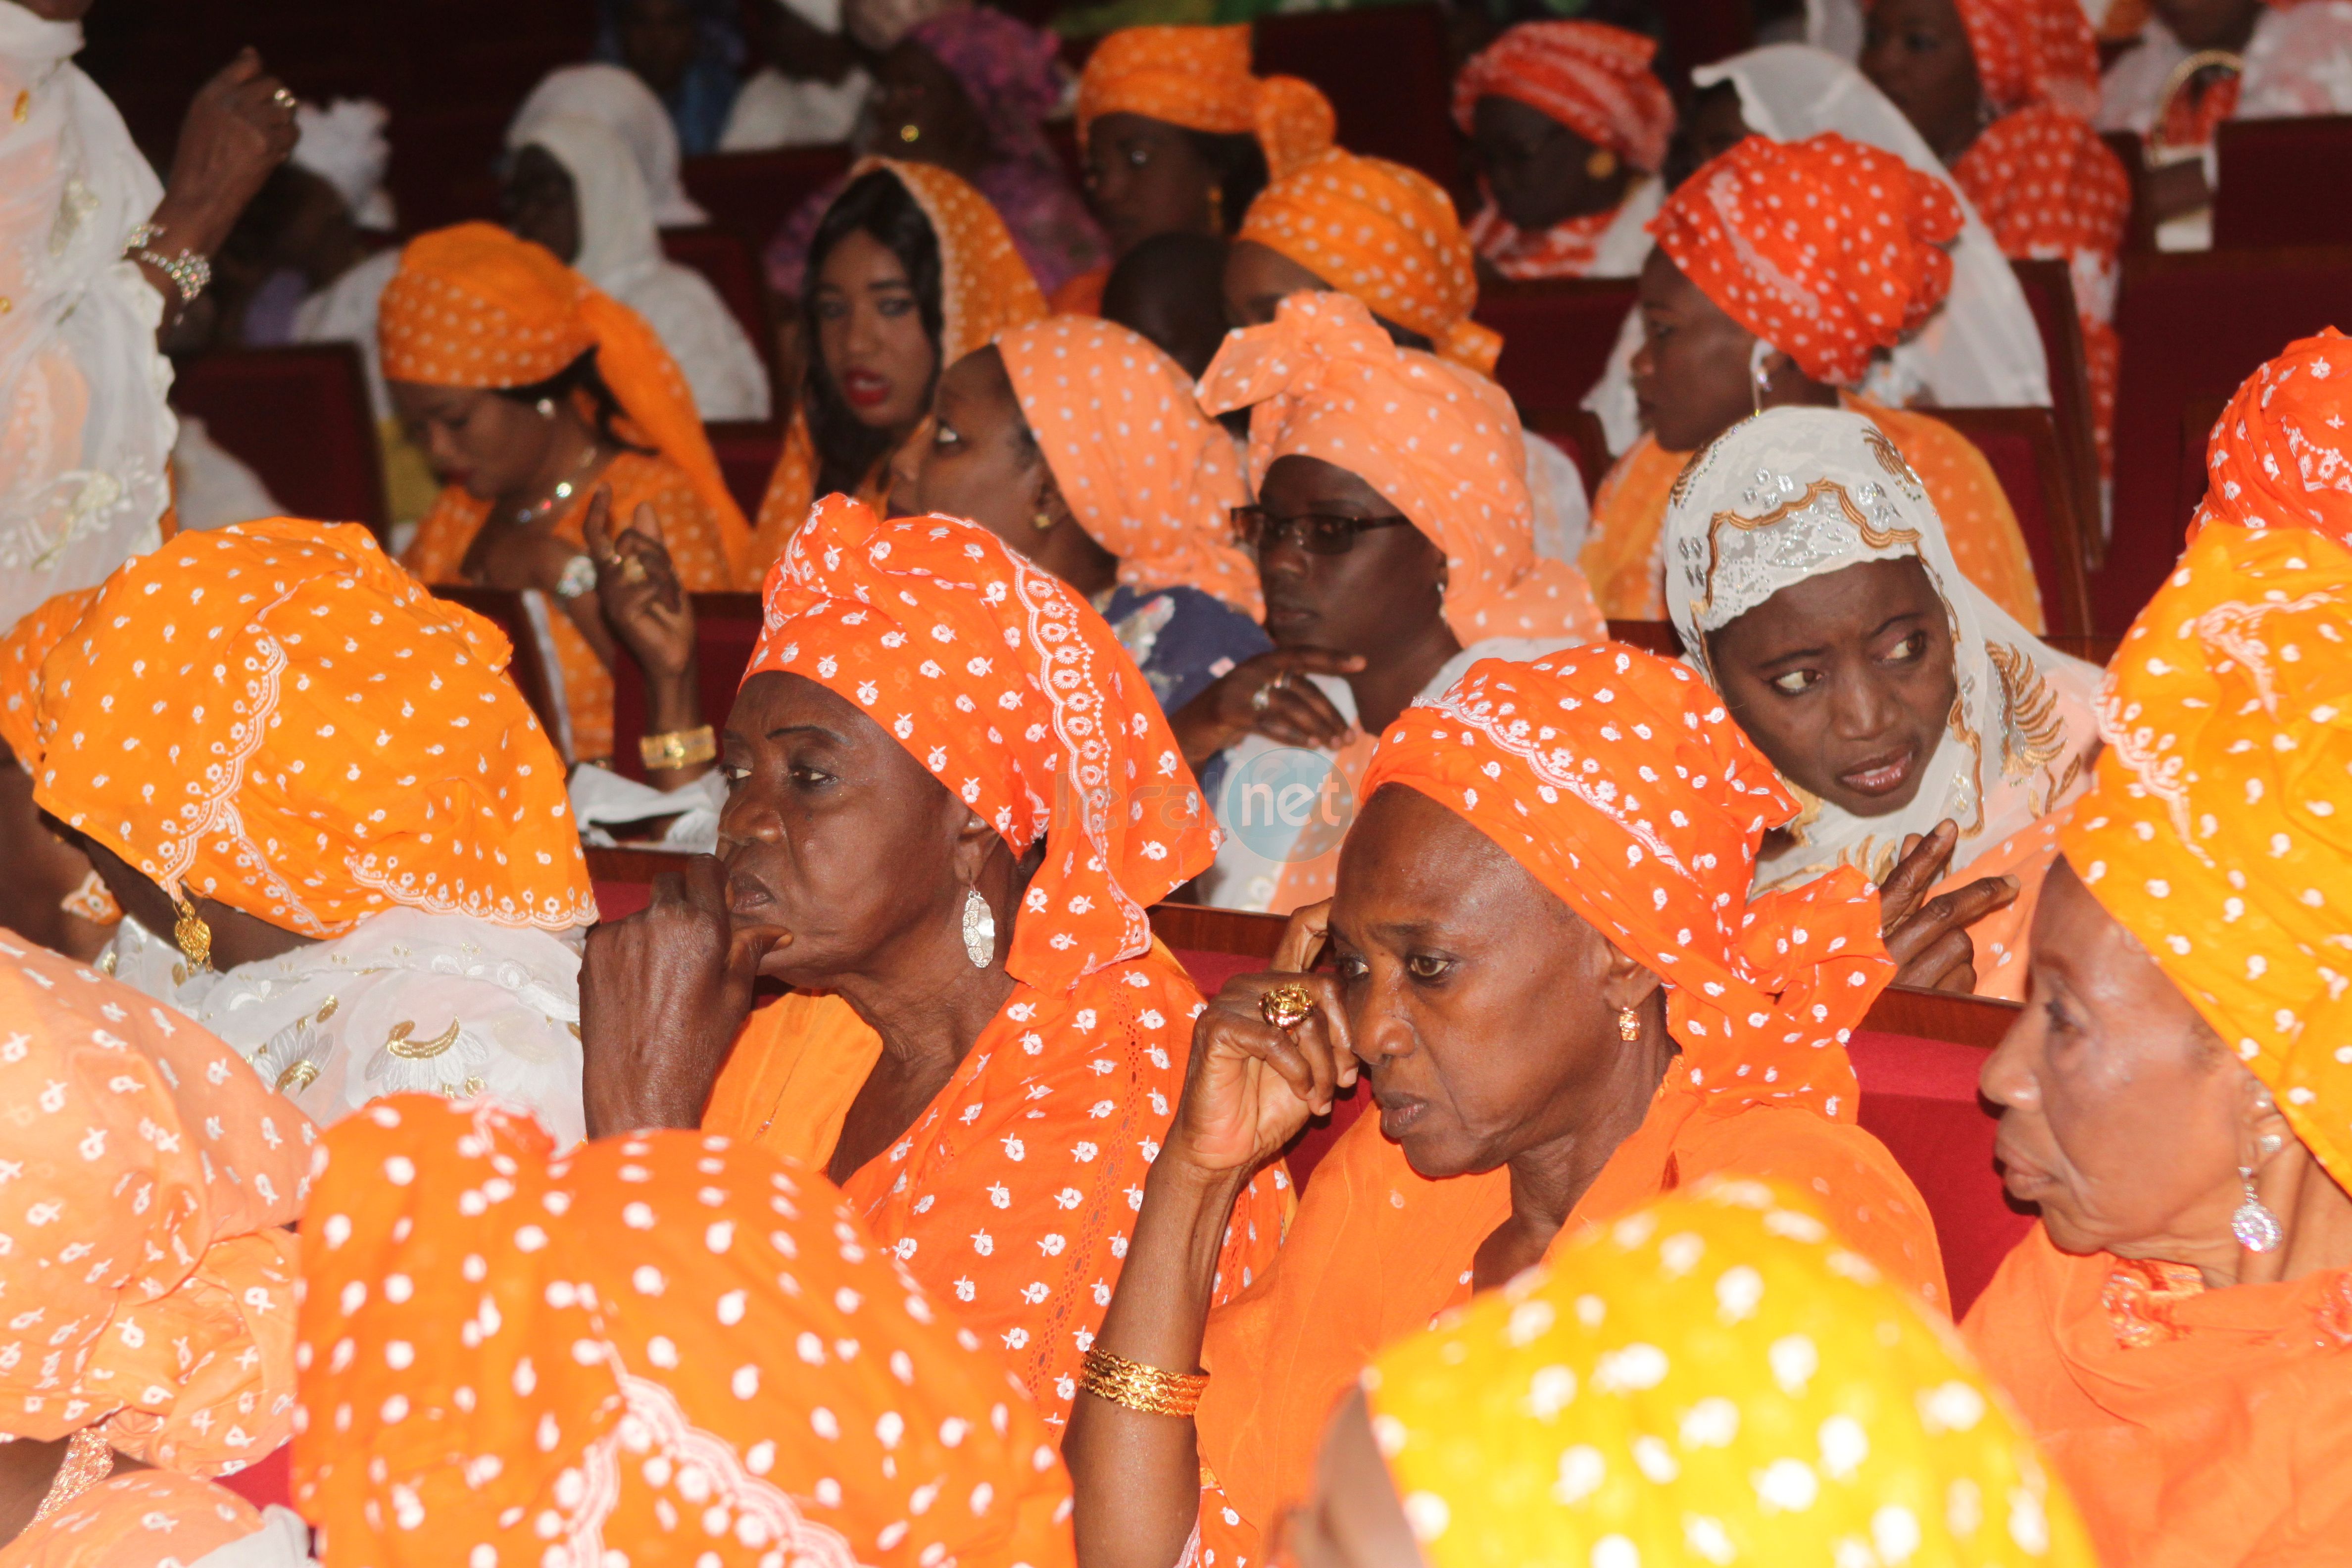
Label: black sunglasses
xmin=1230 ymin=505 xmax=1414 ymax=556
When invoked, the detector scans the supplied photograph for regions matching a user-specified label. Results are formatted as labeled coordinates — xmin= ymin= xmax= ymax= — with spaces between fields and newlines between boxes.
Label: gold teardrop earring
xmin=1585 ymin=147 xmax=1619 ymax=181
xmin=172 ymin=893 xmax=213 ymax=972
xmin=1617 ymin=1006 xmax=1641 ymax=1042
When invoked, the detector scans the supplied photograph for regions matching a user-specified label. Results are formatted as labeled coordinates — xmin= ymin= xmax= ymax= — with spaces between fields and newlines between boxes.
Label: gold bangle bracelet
xmin=1078 ymin=1347 xmax=1209 ymax=1418
xmin=638 ymin=724 xmax=717 ymax=772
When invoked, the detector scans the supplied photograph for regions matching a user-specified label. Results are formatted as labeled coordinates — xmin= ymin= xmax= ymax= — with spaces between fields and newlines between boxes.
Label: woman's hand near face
xmin=147 ymin=49 xmax=297 ymax=262
xmin=1877 ymin=819 xmax=2018 ymax=992
xmin=580 ymin=856 xmax=788 ymax=1136
xmin=1168 ymin=648 xmax=1365 ymax=766
xmin=588 ymin=492 xmax=713 ymax=782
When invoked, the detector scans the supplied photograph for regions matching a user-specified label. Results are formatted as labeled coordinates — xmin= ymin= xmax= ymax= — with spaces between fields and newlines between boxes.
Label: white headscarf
xmin=523 ymin=114 xmax=665 ymax=288
xmin=293 ymin=97 xmax=396 ymax=230
xmin=508 ymin=63 xmax=707 ymax=227
xmin=1662 ymin=406 xmax=2099 ymax=890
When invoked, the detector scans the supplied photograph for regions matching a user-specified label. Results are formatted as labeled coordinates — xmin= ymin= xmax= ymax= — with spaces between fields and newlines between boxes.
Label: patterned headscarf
xmin=1362 ymin=643 xmax=1891 ymax=1119
xmin=907 ymin=7 xmax=1067 ymax=166
xmin=2063 ymin=521 xmax=2352 ymax=1192
xmin=1197 ymin=291 xmax=1603 ymax=644
xmin=1651 ymin=132 xmax=1962 ymax=389
xmin=1076 ymin=24 xmax=1336 ymax=180
xmin=745 ymin=496 xmax=1216 ymax=993
xmin=379 ymin=221 xmax=749 ymax=582
xmin=1663 ymin=407 xmax=2101 ymax=890
xmin=293 ymin=1095 xmax=1076 ymax=1568
xmin=1366 ymin=1178 xmax=2098 ymax=1568
xmin=1237 ymin=148 xmax=1502 ymax=376
xmin=0 ymin=935 xmax=314 ymax=1470
xmin=32 ymin=521 xmax=597 ymax=937
xmin=2192 ymin=327 xmax=2352 ymax=551
xmin=996 ymin=315 xmax=1260 ymax=617
xmin=1931 ymin=0 xmax=2102 ymax=116
xmin=0 ymin=585 xmax=94 ymax=767
xmin=1451 ymin=21 xmax=1676 ymax=174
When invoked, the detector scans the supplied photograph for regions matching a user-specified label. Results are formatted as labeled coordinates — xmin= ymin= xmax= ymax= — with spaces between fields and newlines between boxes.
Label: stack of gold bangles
xmin=639 ymin=724 xmax=717 ymax=771
xmin=1079 ymin=1347 xmax=1210 ymax=1417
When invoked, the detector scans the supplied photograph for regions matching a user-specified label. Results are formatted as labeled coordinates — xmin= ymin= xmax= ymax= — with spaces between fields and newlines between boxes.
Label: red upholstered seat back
xmin=171 ymin=344 xmax=389 ymax=539
xmin=2006 ymin=257 xmax=2102 ymax=553
xmin=1473 ymin=279 xmax=1638 ymax=429
xmin=680 ymin=145 xmax=854 ymax=260
xmin=391 ymin=106 xmax=508 ymax=232
xmin=611 ymin=590 xmax=765 ymax=781
xmin=705 ymin=421 xmax=786 ymax=520
xmin=658 ymin=226 xmax=777 ymax=381
xmin=2214 ymin=116 xmax=2352 ymax=249
xmin=1930 ymin=406 xmax=2094 ymax=636
xmin=1252 ymin=4 xmax=1460 ymax=196
xmin=1522 ymin=407 xmax=1612 ymax=499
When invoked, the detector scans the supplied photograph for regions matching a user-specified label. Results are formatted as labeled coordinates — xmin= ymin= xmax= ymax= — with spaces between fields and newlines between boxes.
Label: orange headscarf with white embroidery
xmin=1651 ymin=131 xmax=1961 ymax=390
xmin=1197 ymin=291 xmax=1602 ymax=644
xmin=0 ymin=586 xmax=94 ymax=767
xmin=1076 ymin=24 xmax=1335 ymax=180
xmin=1362 ymin=642 xmax=1893 ymax=1116
xmin=1238 ymin=148 xmax=1503 ymax=375
xmin=0 ymin=934 xmax=314 ymax=1470
xmin=292 ymin=1095 xmax=1076 ymax=1568
xmin=2192 ymin=326 xmax=2352 ymax=550
xmin=996 ymin=315 xmax=1260 ymax=617
xmin=31 ymin=520 xmax=596 ymax=938
xmin=379 ymin=220 xmax=750 ymax=583
xmin=1451 ymin=21 xmax=1675 ymax=173
xmin=744 ymin=496 xmax=1216 ymax=993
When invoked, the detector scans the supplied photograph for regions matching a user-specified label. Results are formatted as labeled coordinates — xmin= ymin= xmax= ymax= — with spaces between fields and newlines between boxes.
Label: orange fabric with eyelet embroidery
xmin=2192 ymin=326 xmax=2352 ymax=550
xmin=0 ymin=586 xmax=94 ymax=767
xmin=1076 ymin=25 xmax=1335 ymax=180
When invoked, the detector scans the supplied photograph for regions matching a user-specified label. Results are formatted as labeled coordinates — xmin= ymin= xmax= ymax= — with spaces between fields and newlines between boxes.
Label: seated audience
xmin=1190 ymin=293 xmax=1604 ymax=913
xmin=509 ymin=62 xmax=709 ymax=225
xmin=0 ymin=936 xmax=313 ymax=1568
xmin=236 ymin=97 xmax=394 ymax=350
xmin=1454 ymin=21 xmax=1677 ymax=282
xmin=1862 ymin=0 xmax=2129 ymax=473
xmin=1662 ymin=406 xmax=2102 ymax=998
xmin=0 ymin=590 xmax=115 ymax=965
xmin=384 ymin=221 xmax=749 ymax=762
xmin=294 ymin=1094 xmax=1075 ymax=1567
xmin=1582 ymin=131 xmax=2044 ymax=629
xmin=1060 ymin=23 xmax=1335 ymax=313
xmin=750 ymin=159 xmax=1046 ymax=572
xmin=1100 ymin=229 xmax=1231 ymax=378
xmin=1963 ymin=331 xmax=2352 ymax=1565
xmin=720 ymin=0 xmax=874 ymax=149
xmin=578 ymin=497 xmax=1288 ymax=1429
xmin=507 ymin=113 xmax=773 ymax=419
xmin=1298 ymin=1179 xmax=2099 ymax=1568
xmin=28 ymin=522 xmax=597 ymax=1139
xmin=598 ymin=0 xmax=743 ymax=157
xmin=1064 ymin=641 xmax=1946 ymax=1568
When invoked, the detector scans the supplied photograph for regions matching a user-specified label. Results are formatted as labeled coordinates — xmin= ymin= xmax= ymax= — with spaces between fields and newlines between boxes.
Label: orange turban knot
xmin=1361 ymin=643 xmax=1893 ymax=1119
xmin=1650 ymin=131 xmax=1961 ymax=390
xmin=380 ymin=220 xmax=749 ymax=581
xmin=1197 ymin=290 xmax=1602 ymax=644
xmin=1452 ymin=21 xmax=1676 ymax=175
xmin=2192 ymin=326 xmax=2352 ymax=550
xmin=1077 ymin=24 xmax=1336 ymax=180
xmin=33 ymin=520 xmax=597 ymax=937
xmin=1238 ymin=148 xmax=1502 ymax=375
xmin=1881 ymin=0 xmax=2101 ymax=115
xmin=745 ymin=496 xmax=1218 ymax=992
xmin=0 ymin=935 xmax=313 ymax=1470
xmin=0 ymin=586 xmax=95 ymax=767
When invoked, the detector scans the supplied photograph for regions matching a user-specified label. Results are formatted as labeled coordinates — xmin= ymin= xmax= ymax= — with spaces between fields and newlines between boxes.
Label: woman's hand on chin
xmin=580 ymin=855 xmax=788 ymax=1137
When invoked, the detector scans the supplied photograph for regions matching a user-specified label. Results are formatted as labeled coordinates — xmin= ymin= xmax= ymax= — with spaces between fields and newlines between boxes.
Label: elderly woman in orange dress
xmin=26 ymin=521 xmax=598 ymax=1142
xmin=1453 ymin=21 xmax=1677 ymax=283
xmin=1862 ymin=0 xmax=2130 ymax=473
xmin=383 ymin=221 xmax=749 ymax=766
xmin=0 ymin=935 xmax=314 ymax=1568
xmin=577 ymin=496 xmax=1287 ymax=1431
xmin=292 ymin=1092 xmax=1075 ymax=1568
xmin=1056 ymin=23 xmax=1334 ymax=314
xmin=1962 ymin=331 xmax=2352 ymax=1567
xmin=1581 ymin=131 xmax=2045 ymax=630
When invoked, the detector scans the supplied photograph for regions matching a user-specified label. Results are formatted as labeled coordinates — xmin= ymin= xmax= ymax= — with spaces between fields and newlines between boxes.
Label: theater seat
xmin=2007 ymin=257 xmax=2101 ymax=554
xmin=610 ymin=590 xmax=765 ymax=781
xmin=1522 ymin=406 xmax=1614 ymax=498
xmin=1474 ymin=278 xmax=1639 ymax=429
xmin=680 ymin=145 xmax=854 ymax=262
xmin=2213 ymin=116 xmax=2352 ymax=249
xmin=171 ymin=344 xmax=389 ymax=539
xmin=705 ymin=421 xmax=787 ymax=520
xmin=216 ymin=1444 xmax=292 ymax=1512
xmin=1252 ymin=4 xmax=1460 ymax=196
xmin=1930 ymin=406 xmax=2095 ymax=636
xmin=659 ymin=227 xmax=777 ymax=380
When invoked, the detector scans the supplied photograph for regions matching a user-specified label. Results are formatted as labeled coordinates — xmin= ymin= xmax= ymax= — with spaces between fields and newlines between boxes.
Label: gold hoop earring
xmin=173 ymin=894 xmax=213 ymax=972
xmin=1617 ymin=1006 xmax=1640 ymax=1042
xmin=1585 ymin=147 xmax=1619 ymax=181
xmin=1206 ymin=183 xmax=1225 ymax=232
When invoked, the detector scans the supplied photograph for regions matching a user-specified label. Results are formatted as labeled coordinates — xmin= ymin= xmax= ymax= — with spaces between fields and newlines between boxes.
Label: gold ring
xmin=272 ymin=88 xmax=297 ymax=111
xmin=618 ymin=556 xmax=649 ymax=586
xmin=1259 ymin=982 xmax=1315 ymax=1031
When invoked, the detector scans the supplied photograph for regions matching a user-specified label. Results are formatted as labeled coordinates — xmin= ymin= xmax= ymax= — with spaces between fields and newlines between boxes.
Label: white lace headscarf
xmin=1663 ymin=406 xmax=2101 ymax=891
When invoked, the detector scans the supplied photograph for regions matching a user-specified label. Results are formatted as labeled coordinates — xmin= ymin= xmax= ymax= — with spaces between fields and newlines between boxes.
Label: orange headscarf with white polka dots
xmin=0 ymin=934 xmax=314 ymax=1470
xmin=31 ymin=520 xmax=596 ymax=938
xmin=1451 ymin=21 xmax=1676 ymax=174
xmin=1911 ymin=0 xmax=2102 ymax=115
xmin=1238 ymin=148 xmax=1503 ymax=376
xmin=744 ymin=496 xmax=1216 ymax=993
xmin=2062 ymin=519 xmax=2352 ymax=1192
xmin=0 ymin=586 xmax=94 ymax=767
xmin=1197 ymin=291 xmax=1603 ymax=644
xmin=1075 ymin=24 xmax=1336 ymax=180
xmin=2192 ymin=326 xmax=2352 ymax=550
xmin=996 ymin=315 xmax=1261 ymax=617
xmin=1361 ymin=642 xmax=1894 ymax=1118
xmin=292 ymin=1095 xmax=1077 ymax=1568
xmin=1650 ymin=131 xmax=1961 ymax=390
xmin=379 ymin=221 xmax=750 ymax=583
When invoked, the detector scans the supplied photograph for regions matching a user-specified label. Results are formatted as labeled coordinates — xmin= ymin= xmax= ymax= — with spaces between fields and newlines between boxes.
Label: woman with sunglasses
xmin=1187 ymin=291 xmax=1604 ymax=914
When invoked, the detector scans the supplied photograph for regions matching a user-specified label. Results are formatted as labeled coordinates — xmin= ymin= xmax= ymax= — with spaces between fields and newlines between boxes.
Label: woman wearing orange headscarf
xmin=0 ymin=935 xmax=314 ymax=1568
xmin=579 ymin=497 xmax=1287 ymax=1432
xmin=1187 ymin=290 xmax=1602 ymax=914
xmin=293 ymin=1093 xmax=1075 ymax=1568
xmin=1862 ymin=0 xmax=2129 ymax=475
xmin=1063 ymin=641 xmax=1946 ymax=1568
xmin=1058 ymin=24 xmax=1335 ymax=314
xmin=1454 ymin=21 xmax=1677 ymax=282
xmin=28 ymin=521 xmax=598 ymax=1142
xmin=1961 ymin=336 xmax=2352 ymax=1567
xmin=1581 ymin=131 xmax=2043 ymax=629
xmin=382 ymin=221 xmax=749 ymax=765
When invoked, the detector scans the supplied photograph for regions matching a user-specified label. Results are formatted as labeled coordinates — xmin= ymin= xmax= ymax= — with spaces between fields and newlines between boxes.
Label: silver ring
xmin=1250 ymin=681 xmax=1275 ymax=715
